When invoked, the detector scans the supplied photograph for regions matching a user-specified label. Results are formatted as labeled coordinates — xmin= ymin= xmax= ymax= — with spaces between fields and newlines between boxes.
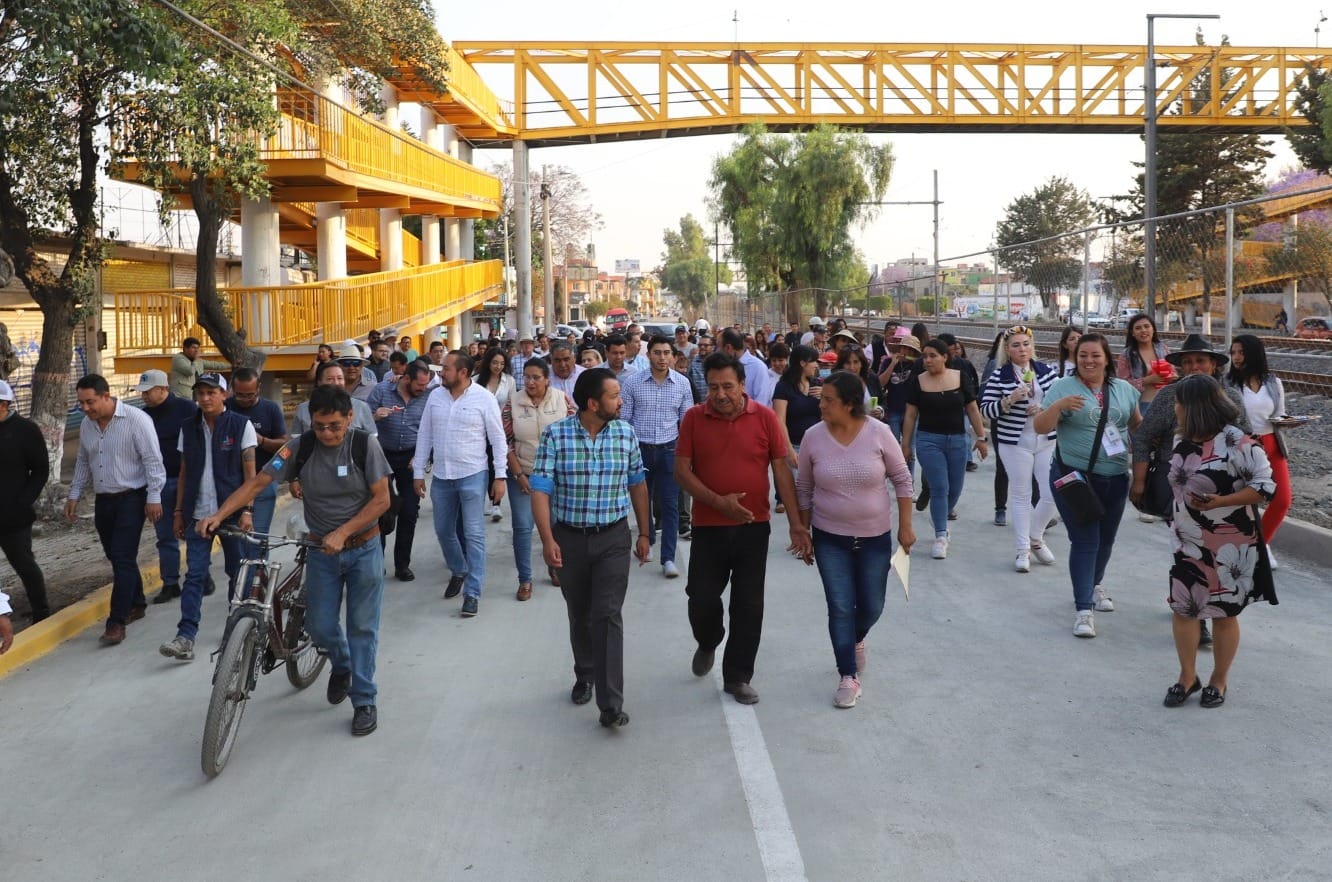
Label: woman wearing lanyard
xmin=902 ymin=339 xmax=989 ymax=560
xmin=1035 ymin=333 xmax=1142 ymax=638
xmin=1225 ymin=335 xmax=1291 ymax=555
xmin=981 ymin=326 xmax=1059 ymax=573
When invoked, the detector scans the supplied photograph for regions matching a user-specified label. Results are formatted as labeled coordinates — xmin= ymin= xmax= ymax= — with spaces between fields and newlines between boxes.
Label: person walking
xmin=510 ymin=334 xmax=538 ymax=390
xmin=477 ymin=347 xmax=517 ymax=522
xmin=504 ymin=358 xmax=576 ymax=600
xmin=548 ymin=342 xmax=585 ymax=400
xmin=796 ymin=372 xmax=914 ymax=709
xmin=170 ymin=337 xmax=227 ymax=399
xmin=139 ymin=371 xmax=198 ymax=604
xmin=201 ymin=386 xmax=392 ymax=736
xmin=1224 ymin=335 xmax=1292 ymax=552
xmin=1035 ymin=333 xmax=1142 ymax=638
xmin=226 ymin=367 xmax=287 ymax=537
xmin=338 ymin=343 xmax=376 ymax=401
xmin=980 ymin=326 xmax=1059 ymax=573
xmin=413 ymin=351 xmax=507 ymax=617
xmin=0 ymin=380 xmax=51 ymax=622
xmin=901 ymin=339 xmax=989 ymax=559
xmin=674 ymin=352 xmax=810 ymax=705
xmin=291 ymin=362 xmax=377 ymax=436
xmin=530 ymin=368 xmax=651 ymax=729
xmin=1118 ymin=314 xmax=1171 ymax=419
xmin=620 ymin=334 xmax=694 ymax=579
xmin=718 ymin=328 xmax=771 ymax=406
xmin=367 ymin=360 xmax=432 ymax=581
xmin=1161 ymin=375 xmax=1277 ymax=709
xmin=65 ymin=374 xmax=168 ymax=646
xmin=159 ymin=373 xmax=256 ymax=662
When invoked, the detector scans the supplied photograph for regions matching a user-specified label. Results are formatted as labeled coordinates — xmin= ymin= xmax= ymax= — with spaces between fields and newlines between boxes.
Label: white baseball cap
xmin=0 ymin=379 xmax=14 ymax=402
xmin=135 ymin=369 xmax=169 ymax=392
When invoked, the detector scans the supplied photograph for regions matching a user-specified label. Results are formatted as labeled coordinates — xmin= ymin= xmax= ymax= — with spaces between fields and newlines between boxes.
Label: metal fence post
xmin=1224 ymin=207 xmax=1235 ymax=351
xmin=1082 ymin=231 xmax=1092 ymax=329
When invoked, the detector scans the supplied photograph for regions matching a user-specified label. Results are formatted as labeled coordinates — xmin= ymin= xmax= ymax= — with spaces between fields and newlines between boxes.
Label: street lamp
xmin=1144 ymin=12 xmax=1219 ymax=318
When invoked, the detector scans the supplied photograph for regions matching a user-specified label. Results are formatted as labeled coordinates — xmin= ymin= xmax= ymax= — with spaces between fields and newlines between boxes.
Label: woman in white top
xmin=477 ymin=347 xmax=516 ymax=522
xmin=1224 ymin=335 xmax=1291 ymax=545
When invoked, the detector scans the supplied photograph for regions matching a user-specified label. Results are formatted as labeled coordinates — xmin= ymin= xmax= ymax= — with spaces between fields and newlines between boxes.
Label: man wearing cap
xmin=0 ymin=379 xmax=51 ymax=622
xmin=159 ymin=372 xmax=257 ymax=661
xmin=66 ymin=374 xmax=168 ymax=646
xmin=170 ymin=337 xmax=228 ymax=400
xmin=511 ymin=334 xmax=538 ymax=390
xmin=673 ymin=325 xmax=697 ymax=360
xmin=227 ymin=367 xmax=288 ymax=538
xmin=337 ymin=343 xmax=375 ymax=401
xmin=140 ymin=369 xmax=198 ymax=604
xmin=799 ymin=317 xmax=825 ymax=348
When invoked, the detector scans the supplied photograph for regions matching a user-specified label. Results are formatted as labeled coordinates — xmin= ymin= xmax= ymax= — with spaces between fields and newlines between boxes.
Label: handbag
xmin=1138 ymin=454 xmax=1173 ymax=520
xmin=1052 ymin=382 xmax=1113 ymax=526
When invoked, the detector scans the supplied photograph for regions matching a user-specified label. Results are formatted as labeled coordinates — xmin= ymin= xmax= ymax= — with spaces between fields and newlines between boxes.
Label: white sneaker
xmin=1073 ymin=610 xmax=1096 ymax=638
xmin=931 ymin=535 xmax=949 ymax=559
xmin=1030 ymin=543 xmax=1056 ymax=565
xmin=643 ymin=548 xmax=654 ymax=563
xmin=1093 ymin=585 xmax=1115 ymax=612
xmin=491 ymin=504 xmax=503 ymax=523
xmin=663 ymin=560 xmax=680 ymax=579
xmin=1138 ymin=512 xmax=1158 ymax=523
xmin=1015 ymin=551 xmax=1030 ymax=573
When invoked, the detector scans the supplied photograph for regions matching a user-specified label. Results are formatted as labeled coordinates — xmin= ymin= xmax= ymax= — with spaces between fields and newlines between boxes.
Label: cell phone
xmin=1052 ymin=470 xmax=1085 ymax=489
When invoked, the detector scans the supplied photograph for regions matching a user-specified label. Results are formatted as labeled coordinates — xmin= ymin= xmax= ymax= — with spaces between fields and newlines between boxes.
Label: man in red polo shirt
xmin=674 ymin=352 xmax=811 ymax=705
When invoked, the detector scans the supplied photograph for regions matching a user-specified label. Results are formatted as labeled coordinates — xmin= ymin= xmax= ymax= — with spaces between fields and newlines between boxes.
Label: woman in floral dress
xmin=1163 ymin=375 xmax=1277 ymax=709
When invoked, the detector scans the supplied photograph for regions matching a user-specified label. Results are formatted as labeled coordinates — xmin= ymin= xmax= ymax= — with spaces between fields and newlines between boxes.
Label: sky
xmin=433 ymin=0 xmax=1321 ymax=274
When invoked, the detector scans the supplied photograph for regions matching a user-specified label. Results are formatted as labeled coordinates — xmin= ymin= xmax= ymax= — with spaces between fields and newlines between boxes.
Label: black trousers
xmin=554 ymin=519 xmax=631 ymax=714
xmin=0 ymin=525 xmax=50 ymax=618
xmin=381 ymin=449 xmax=421 ymax=571
xmin=686 ymin=522 xmax=771 ymax=685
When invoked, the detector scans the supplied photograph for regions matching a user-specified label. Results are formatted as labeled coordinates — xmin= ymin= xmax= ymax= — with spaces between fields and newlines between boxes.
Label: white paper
xmin=892 ymin=545 xmax=911 ymax=600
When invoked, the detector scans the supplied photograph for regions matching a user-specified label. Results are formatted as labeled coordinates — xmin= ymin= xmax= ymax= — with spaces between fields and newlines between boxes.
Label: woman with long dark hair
xmin=1117 ymin=314 xmax=1171 ymax=415
xmin=771 ymin=345 xmax=822 ymax=512
xmin=1225 ymin=335 xmax=1291 ymax=553
xmin=477 ymin=346 xmax=515 ymax=521
xmin=1055 ymin=326 xmax=1082 ymax=377
xmin=834 ymin=344 xmax=883 ymax=404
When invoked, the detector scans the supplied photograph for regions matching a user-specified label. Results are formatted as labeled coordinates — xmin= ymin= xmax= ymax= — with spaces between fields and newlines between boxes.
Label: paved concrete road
xmin=3 ymin=457 xmax=1330 ymax=881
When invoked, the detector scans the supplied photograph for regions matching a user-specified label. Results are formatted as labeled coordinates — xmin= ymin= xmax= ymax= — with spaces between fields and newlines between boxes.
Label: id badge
xmin=1101 ymin=423 xmax=1127 ymax=457
xmin=337 ymin=465 xmax=349 ymax=478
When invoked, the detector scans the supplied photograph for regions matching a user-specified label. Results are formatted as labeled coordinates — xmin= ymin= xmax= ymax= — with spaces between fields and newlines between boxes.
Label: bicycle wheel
xmin=283 ymin=587 xmax=327 ymax=690
xmin=202 ymin=615 xmax=258 ymax=778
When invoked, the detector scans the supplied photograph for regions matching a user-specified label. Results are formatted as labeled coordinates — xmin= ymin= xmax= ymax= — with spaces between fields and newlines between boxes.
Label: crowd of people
xmin=0 ymin=314 xmax=1287 ymax=724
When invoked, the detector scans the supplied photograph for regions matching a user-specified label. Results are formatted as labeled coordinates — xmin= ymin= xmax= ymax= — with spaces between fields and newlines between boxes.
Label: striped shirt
xmin=619 ymin=369 xmax=693 ymax=444
xmin=979 ymin=361 xmax=1058 ymax=445
xmin=366 ymin=376 xmax=430 ymax=453
xmin=530 ymin=416 xmax=645 ymax=527
xmin=510 ymin=352 xmax=535 ymax=389
xmin=70 ymin=398 xmax=168 ymax=503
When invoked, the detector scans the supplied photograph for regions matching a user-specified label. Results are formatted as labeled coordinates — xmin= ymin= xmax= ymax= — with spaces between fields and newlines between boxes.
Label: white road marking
xmin=714 ymin=669 xmax=809 ymax=882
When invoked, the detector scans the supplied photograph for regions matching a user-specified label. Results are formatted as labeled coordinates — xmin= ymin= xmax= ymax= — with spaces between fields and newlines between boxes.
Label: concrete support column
xmin=458 ymin=141 xmax=476 ymax=262
xmin=457 ymin=311 xmax=474 ymax=347
xmin=241 ymin=196 xmax=281 ymax=342
xmin=315 ymin=203 xmax=347 ymax=280
xmin=444 ymin=219 xmax=461 ymax=261
xmin=420 ymin=216 xmax=440 ymax=265
xmin=379 ymin=210 xmax=403 ymax=272
xmin=514 ymin=142 xmax=532 ymax=338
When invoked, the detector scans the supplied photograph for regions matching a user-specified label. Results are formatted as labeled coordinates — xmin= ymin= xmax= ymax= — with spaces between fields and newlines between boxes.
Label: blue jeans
xmin=251 ymin=481 xmax=278 ymax=538
xmin=152 ymin=477 xmax=181 ymax=587
xmin=813 ymin=528 xmax=893 ymax=677
xmin=431 ymin=469 xmax=489 ymax=598
xmin=178 ymin=522 xmax=243 ymax=640
xmin=304 ymin=541 xmax=385 ymax=708
xmin=507 ymin=475 xmax=535 ymax=584
xmin=93 ymin=488 xmax=148 ymax=626
xmin=916 ymin=431 xmax=969 ymax=536
xmin=641 ymin=441 xmax=679 ymax=565
xmin=1049 ymin=467 xmax=1130 ymax=611
xmin=887 ymin=411 xmax=917 ymax=480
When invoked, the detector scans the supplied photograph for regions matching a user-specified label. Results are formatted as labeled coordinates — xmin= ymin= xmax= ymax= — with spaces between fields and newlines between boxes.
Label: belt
xmin=100 ymin=486 xmax=147 ymax=499
xmin=382 ymin=446 xmax=415 ymax=455
xmin=308 ymin=525 xmax=381 ymax=550
xmin=555 ymin=517 xmax=625 ymax=536
xmin=639 ymin=440 xmax=677 ymax=449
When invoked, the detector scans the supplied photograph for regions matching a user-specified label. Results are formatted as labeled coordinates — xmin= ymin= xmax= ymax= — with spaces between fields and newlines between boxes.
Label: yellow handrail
xmin=443 ymin=45 xmax=515 ymax=129
xmin=114 ymin=261 xmax=503 ymax=355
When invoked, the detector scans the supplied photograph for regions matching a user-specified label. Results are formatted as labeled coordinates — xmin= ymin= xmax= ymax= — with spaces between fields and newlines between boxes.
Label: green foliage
xmin=710 ymin=124 xmax=894 ymax=320
xmin=661 ymin=214 xmax=727 ymax=310
xmin=994 ymin=175 xmax=1095 ymax=311
xmin=1288 ymin=67 xmax=1332 ymax=174
xmin=583 ymin=300 xmax=608 ymax=322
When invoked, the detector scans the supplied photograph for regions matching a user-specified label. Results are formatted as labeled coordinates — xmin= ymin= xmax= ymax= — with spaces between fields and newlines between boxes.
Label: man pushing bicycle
xmin=201 ymin=386 xmax=392 ymax=737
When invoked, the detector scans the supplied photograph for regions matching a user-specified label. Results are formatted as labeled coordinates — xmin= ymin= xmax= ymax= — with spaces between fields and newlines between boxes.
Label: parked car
xmin=1294 ymin=316 xmax=1332 ymax=339
xmin=535 ymin=324 xmax=581 ymax=341
xmin=640 ymin=320 xmax=680 ymax=340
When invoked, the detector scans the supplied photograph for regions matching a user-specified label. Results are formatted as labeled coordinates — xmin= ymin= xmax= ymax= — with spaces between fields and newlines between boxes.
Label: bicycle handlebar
xmin=215 ymin=527 xmax=322 ymax=550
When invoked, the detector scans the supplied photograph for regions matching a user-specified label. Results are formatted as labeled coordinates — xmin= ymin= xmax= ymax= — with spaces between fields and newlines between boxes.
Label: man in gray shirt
xmin=201 ymin=386 xmax=391 ymax=737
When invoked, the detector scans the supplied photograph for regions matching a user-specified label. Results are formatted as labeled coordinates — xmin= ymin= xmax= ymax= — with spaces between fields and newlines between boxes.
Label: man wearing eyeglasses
xmin=227 ymin=367 xmax=287 ymax=538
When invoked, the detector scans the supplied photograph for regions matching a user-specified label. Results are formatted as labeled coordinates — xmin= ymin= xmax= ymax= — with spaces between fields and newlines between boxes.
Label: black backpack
xmin=290 ymin=429 xmax=400 ymax=534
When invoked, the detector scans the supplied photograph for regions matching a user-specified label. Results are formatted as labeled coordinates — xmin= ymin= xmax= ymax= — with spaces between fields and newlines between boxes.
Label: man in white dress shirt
xmin=413 ymin=351 xmax=507 ymax=617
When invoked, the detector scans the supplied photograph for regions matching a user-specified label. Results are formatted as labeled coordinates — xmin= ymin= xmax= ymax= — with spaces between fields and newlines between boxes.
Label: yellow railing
xmin=270 ymin=90 xmax=500 ymax=210
xmin=114 ymin=260 xmax=503 ymax=356
xmin=346 ymin=208 xmax=381 ymax=254
xmin=443 ymin=45 xmax=515 ymax=129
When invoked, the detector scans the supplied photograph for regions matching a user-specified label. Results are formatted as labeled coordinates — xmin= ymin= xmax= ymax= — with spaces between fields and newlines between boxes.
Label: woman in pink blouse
xmin=797 ymin=372 xmax=915 ymax=709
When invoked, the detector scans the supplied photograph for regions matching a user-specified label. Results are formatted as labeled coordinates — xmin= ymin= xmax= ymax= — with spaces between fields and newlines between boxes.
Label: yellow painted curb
xmin=0 ymin=564 xmax=162 ymax=680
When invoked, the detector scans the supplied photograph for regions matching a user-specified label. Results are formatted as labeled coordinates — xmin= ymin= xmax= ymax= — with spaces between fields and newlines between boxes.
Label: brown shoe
xmin=516 ymin=582 xmax=533 ymax=602
xmin=99 ymin=623 xmax=126 ymax=646
xmin=548 ymin=566 xmax=561 ymax=588
xmin=724 ymin=682 xmax=760 ymax=705
xmin=127 ymin=606 xmax=146 ymax=624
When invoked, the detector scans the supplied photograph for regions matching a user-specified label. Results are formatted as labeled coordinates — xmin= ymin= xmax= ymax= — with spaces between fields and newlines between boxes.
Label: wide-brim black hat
xmin=1164 ymin=333 xmax=1228 ymax=367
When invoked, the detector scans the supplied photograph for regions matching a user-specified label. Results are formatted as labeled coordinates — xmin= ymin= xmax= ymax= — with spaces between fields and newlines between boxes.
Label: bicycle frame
xmin=213 ymin=531 xmax=319 ymax=676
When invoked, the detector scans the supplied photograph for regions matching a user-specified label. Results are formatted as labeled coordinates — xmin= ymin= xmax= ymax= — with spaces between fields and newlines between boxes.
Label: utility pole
xmin=514 ymin=143 xmax=532 ymax=337
xmin=932 ymin=169 xmax=941 ymax=319
xmin=541 ymin=167 xmax=554 ymax=331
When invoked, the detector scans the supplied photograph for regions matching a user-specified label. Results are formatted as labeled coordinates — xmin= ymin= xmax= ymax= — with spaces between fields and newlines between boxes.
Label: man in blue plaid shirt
xmin=531 ymin=368 xmax=650 ymax=730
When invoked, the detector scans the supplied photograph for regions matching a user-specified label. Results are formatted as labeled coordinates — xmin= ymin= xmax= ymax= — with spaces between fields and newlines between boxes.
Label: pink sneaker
xmin=855 ymin=641 xmax=867 ymax=675
xmin=834 ymin=676 xmax=861 ymax=709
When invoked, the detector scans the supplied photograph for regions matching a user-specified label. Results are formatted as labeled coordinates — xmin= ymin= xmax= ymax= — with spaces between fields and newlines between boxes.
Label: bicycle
xmin=201 ymin=528 xmax=327 ymax=778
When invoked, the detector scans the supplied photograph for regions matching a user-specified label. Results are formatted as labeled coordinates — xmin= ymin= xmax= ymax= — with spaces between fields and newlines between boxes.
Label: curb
xmin=1273 ymin=516 xmax=1332 ymax=569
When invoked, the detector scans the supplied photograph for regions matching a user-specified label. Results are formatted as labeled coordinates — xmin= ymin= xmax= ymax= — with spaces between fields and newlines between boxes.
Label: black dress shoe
xmin=203 ymin=576 xmax=217 ymax=597
xmin=915 ymin=484 xmax=931 ymax=512
xmin=444 ymin=575 xmax=464 ymax=598
xmin=327 ymin=670 xmax=351 ymax=705
xmin=692 ymin=647 xmax=715 ymax=677
xmin=460 ymin=595 xmax=479 ymax=617
xmin=396 ymin=567 xmax=415 ymax=582
xmin=571 ymin=681 xmax=594 ymax=705
xmin=352 ymin=705 xmax=378 ymax=736
xmin=599 ymin=709 xmax=630 ymax=728
xmin=1163 ymin=678 xmax=1202 ymax=708
xmin=153 ymin=584 xmax=181 ymax=604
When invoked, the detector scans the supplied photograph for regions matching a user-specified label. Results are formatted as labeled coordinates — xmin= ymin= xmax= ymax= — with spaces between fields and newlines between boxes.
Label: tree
xmin=583 ymin=300 xmax=608 ymax=323
xmin=0 ymin=0 xmax=177 ymax=497
xmin=711 ymin=124 xmax=894 ymax=321
xmin=1288 ymin=66 xmax=1332 ymax=174
xmin=476 ymin=163 xmax=602 ymax=273
xmin=660 ymin=214 xmax=727 ymax=311
xmin=994 ymin=176 xmax=1095 ymax=315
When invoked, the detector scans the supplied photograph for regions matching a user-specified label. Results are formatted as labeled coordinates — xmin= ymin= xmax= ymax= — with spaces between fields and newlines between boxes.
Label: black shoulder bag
xmin=1052 ymin=382 xmax=1112 ymax=526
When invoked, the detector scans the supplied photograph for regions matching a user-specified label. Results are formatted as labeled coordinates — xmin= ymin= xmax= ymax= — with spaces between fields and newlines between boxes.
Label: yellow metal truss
xmin=455 ymin=42 xmax=1332 ymax=145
